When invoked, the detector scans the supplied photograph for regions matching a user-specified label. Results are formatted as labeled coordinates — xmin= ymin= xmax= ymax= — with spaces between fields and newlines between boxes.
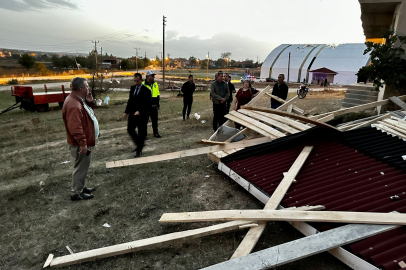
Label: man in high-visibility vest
xmin=143 ymin=70 xmax=161 ymax=138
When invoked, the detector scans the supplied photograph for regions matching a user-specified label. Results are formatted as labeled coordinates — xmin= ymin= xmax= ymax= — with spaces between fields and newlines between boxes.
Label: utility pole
xmin=145 ymin=51 xmax=147 ymax=68
xmin=92 ymin=40 xmax=99 ymax=77
xmin=134 ymin=47 xmax=140 ymax=73
xmin=101 ymin=47 xmax=103 ymax=73
xmin=206 ymin=51 xmax=209 ymax=80
xmin=163 ymin=15 xmax=166 ymax=89
xmin=159 ymin=52 xmax=162 ymax=71
xmin=287 ymin=52 xmax=291 ymax=82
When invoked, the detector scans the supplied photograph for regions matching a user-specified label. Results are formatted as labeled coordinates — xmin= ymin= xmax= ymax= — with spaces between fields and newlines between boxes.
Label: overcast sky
xmin=0 ymin=0 xmax=366 ymax=61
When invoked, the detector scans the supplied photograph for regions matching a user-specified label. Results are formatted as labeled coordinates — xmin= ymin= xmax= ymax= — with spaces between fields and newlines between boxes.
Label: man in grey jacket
xmin=210 ymin=72 xmax=230 ymax=132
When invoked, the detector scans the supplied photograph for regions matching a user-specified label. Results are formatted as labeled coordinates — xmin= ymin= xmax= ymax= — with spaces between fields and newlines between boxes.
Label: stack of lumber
xmin=207 ymin=87 xmax=313 ymax=163
xmin=372 ymin=116 xmax=406 ymax=140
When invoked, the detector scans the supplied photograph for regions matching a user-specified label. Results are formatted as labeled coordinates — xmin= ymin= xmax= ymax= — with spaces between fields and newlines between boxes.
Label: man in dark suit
xmin=123 ymin=73 xmax=152 ymax=157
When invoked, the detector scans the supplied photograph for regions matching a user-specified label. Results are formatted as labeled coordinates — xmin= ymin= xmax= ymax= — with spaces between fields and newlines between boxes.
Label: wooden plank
xmin=377 ymin=121 xmax=406 ymax=136
xmin=399 ymin=261 xmax=406 ymax=268
xmin=229 ymin=111 xmax=285 ymax=138
xmin=196 ymin=140 xmax=226 ymax=145
xmin=238 ymin=109 xmax=300 ymax=134
xmin=373 ymin=124 xmax=406 ymax=139
xmin=309 ymin=95 xmax=406 ymax=120
xmin=383 ymin=118 xmax=406 ymax=130
xmin=159 ymin=210 xmax=406 ymax=225
xmin=348 ymin=113 xmax=390 ymax=131
xmin=239 ymin=224 xmax=258 ymax=229
xmin=43 ymin=254 xmax=54 ymax=268
xmin=253 ymin=110 xmax=311 ymax=131
xmin=200 ymin=223 xmax=399 ymax=270
xmin=267 ymin=93 xmax=286 ymax=103
xmin=217 ymin=163 xmax=379 ymax=270
xmin=286 ymin=104 xmax=293 ymax=113
xmin=292 ymin=105 xmax=304 ymax=115
xmin=229 ymin=147 xmax=313 ymax=259
xmin=389 ymin=96 xmax=406 ymax=110
xmin=224 ymin=128 xmax=248 ymax=143
xmin=242 ymin=105 xmax=338 ymax=130
xmin=262 ymin=146 xmax=313 ymax=210
xmin=225 ymin=114 xmax=277 ymax=138
xmin=317 ymin=113 xmax=335 ymax=123
xmin=47 ymin=205 xmax=324 ymax=268
xmin=106 ymin=137 xmax=272 ymax=168
xmin=277 ymin=95 xmax=298 ymax=111
xmin=247 ymin=86 xmax=271 ymax=106
xmin=66 ymin=246 xmax=74 ymax=255
xmin=49 ymin=220 xmax=254 ymax=268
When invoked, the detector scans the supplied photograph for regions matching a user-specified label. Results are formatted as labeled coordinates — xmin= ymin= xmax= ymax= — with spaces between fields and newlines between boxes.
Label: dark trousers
xmin=226 ymin=102 xmax=232 ymax=114
xmin=149 ymin=107 xmax=159 ymax=134
xmin=127 ymin=115 xmax=147 ymax=152
xmin=183 ymin=98 xmax=193 ymax=119
xmin=212 ymin=103 xmax=227 ymax=131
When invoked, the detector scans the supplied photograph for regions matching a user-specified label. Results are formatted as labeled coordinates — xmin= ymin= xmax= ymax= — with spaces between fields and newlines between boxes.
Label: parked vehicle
xmin=297 ymin=84 xmax=309 ymax=99
xmin=240 ymin=75 xmax=256 ymax=83
xmin=266 ymin=78 xmax=277 ymax=82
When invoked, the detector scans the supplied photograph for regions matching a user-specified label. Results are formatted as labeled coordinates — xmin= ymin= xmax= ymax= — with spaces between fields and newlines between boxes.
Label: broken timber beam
xmin=389 ymin=96 xmax=406 ymax=110
xmin=347 ymin=113 xmax=391 ymax=131
xmin=106 ymin=137 xmax=272 ymax=168
xmin=200 ymin=223 xmax=399 ymax=270
xmin=231 ymin=146 xmax=313 ymax=259
xmin=228 ymin=111 xmax=285 ymax=138
xmin=46 ymin=206 xmax=322 ymax=268
xmin=252 ymin=110 xmax=311 ymax=131
xmin=309 ymin=95 xmax=406 ymax=121
xmin=159 ymin=210 xmax=406 ymax=225
xmin=241 ymin=105 xmax=338 ymax=130
xmin=246 ymin=86 xmax=271 ymax=106
xmin=238 ymin=109 xmax=300 ymax=134
xmin=197 ymin=140 xmax=226 ymax=145
xmin=277 ymin=95 xmax=298 ymax=111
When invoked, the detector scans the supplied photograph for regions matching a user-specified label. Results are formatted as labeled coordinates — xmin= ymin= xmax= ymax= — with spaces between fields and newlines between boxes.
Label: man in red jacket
xmin=62 ymin=77 xmax=99 ymax=201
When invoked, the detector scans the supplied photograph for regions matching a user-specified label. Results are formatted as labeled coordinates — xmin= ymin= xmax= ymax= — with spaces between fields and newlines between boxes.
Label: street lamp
xmin=197 ymin=58 xmax=199 ymax=68
xmin=226 ymin=57 xmax=229 ymax=70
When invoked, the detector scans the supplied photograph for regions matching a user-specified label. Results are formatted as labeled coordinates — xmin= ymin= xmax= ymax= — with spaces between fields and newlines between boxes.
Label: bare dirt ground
xmin=0 ymin=89 xmax=350 ymax=270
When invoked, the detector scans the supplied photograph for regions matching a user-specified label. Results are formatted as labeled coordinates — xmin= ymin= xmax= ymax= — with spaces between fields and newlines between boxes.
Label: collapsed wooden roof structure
xmin=44 ymin=87 xmax=406 ymax=269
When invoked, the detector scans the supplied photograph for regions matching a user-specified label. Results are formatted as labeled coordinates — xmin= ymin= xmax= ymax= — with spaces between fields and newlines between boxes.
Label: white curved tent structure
xmin=260 ymin=43 xmax=371 ymax=85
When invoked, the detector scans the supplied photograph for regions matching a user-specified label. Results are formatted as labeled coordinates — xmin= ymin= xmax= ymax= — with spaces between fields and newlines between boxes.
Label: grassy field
xmin=0 ymin=89 xmax=349 ymax=270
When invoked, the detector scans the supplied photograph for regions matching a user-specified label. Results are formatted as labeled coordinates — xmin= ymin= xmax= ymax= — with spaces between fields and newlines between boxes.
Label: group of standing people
xmin=62 ymin=71 xmax=289 ymax=201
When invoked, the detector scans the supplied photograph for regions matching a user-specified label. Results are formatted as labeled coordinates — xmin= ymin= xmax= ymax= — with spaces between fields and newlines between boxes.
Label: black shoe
xmin=187 ymin=116 xmax=190 ymax=119
xmin=154 ymin=133 xmax=161 ymax=138
xmin=132 ymin=148 xmax=137 ymax=153
xmin=144 ymin=137 xmax=149 ymax=141
xmin=71 ymin=192 xmax=94 ymax=201
xmin=135 ymin=151 xmax=142 ymax=158
xmin=83 ymin=187 xmax=96 ymax=194
xmin=183 ymin=119 xmax=185 ymax=121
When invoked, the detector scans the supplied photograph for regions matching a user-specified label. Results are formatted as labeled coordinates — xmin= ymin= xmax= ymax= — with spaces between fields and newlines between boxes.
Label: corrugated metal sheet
xmin=221 ymin=127 xmax=406 ymax=270
xmin=260 ymin=43 xmax=371 ymax=85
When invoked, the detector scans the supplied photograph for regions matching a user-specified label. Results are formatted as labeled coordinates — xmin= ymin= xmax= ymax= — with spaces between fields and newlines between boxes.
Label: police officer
xmin=143 ymin=70 xmax=161 ymax=138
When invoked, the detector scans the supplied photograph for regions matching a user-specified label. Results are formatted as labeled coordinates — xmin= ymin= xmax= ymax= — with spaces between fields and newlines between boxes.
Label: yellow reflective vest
xmin=143 ymin=81 xmax=160 ymax=97
xmin=143 ymin=81 xmax=160 ymax=107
